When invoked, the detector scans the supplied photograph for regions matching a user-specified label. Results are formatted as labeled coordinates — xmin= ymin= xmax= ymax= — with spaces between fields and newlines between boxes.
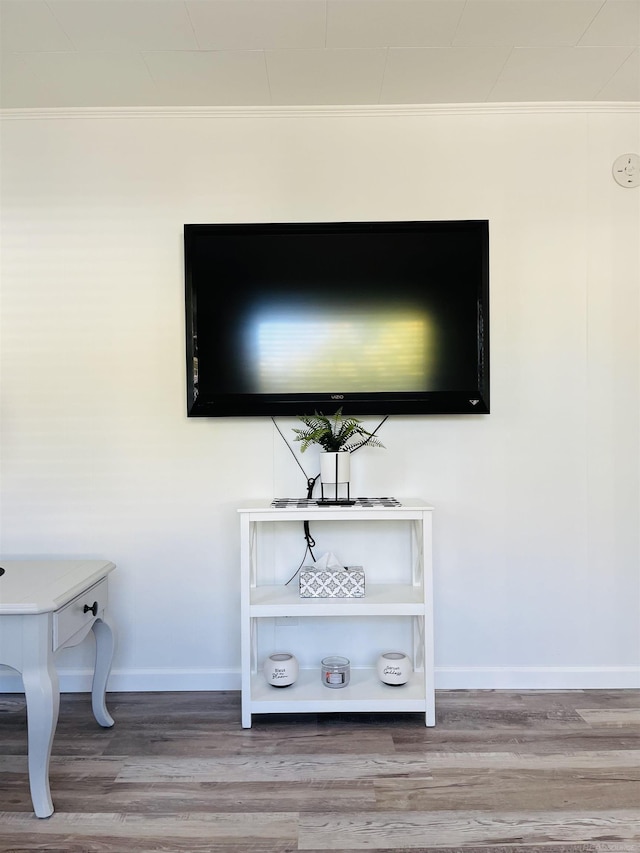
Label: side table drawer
xmin=53 ymin=578 xmax=108 ymax=651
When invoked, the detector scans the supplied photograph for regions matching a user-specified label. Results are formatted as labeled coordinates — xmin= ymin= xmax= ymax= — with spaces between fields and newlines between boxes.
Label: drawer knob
xmin=83 ymin=601 xmax=98 ymax=617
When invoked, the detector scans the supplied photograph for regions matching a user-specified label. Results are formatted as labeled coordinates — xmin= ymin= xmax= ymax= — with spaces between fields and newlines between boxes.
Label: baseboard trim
xmin=0 ymin=667 xmax=241 ymax=693
xmin=434 ymin=666 xmax=640 ymax=690
xmin=1 ymin=664 xmax=639 ymax=694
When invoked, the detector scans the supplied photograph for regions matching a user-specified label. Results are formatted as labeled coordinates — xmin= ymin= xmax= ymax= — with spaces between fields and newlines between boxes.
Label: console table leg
xmin=22 ymin=658 xmax=60 ymax=818
xmin=91 ymin=616 xmax=115 ymax=728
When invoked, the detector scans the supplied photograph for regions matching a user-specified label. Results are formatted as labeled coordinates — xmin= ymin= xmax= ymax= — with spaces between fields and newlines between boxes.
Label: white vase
xmin=320 ymin=451 xmax=350 ymax=484
xmin=376 ymin=652 xmax=412 ymax=685
xmin=263 ymin=652 xmax=299 ymax=688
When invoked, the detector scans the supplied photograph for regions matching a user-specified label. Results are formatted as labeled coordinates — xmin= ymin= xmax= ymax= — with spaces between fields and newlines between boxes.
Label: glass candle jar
xmin=321 ymin=655 xmax=350 ymax=688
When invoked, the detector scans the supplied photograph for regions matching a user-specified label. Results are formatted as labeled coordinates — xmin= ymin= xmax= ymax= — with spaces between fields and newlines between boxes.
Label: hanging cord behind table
xmin=272 ymin=418 xmax=319 ymax=583
xmin=283 ymin=484 xmax=317 ymax=586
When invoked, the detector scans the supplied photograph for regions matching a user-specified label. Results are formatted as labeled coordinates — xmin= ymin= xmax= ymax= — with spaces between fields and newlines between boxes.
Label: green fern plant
xmin=292 ymin=409 xmax=385 ymax=454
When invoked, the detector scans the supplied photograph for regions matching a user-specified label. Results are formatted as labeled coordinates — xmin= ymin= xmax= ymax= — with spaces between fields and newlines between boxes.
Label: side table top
xmin=0 ymin=560 xmax=116 ymax=614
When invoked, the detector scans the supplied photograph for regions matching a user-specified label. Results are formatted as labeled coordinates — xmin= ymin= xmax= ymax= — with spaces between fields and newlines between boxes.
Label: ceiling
xmin=1 ymin=0 xmax=639 ymax=109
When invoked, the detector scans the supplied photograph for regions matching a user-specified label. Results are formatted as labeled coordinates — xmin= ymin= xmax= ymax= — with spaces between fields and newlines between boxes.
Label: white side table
xmin=0 ymin=559 xmax=116 ymax=817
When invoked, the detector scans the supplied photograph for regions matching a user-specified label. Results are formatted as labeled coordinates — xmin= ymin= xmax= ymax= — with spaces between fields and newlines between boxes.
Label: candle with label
xmin=377 ymin=652 xmax=411 ymax=685
xmin=321 ymin=655 xmax=350 ymax=688
xmin=263 ymin=653 xmax=299 ymax=687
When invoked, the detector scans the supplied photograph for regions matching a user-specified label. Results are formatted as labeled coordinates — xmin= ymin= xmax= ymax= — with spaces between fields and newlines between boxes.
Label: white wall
xmin=1 ymin=104 xmax=639 ymax=691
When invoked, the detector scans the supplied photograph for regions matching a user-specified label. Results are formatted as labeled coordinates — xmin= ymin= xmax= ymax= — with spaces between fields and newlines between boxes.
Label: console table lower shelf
xmin=245 ymin=667 xmax=434 ymax=723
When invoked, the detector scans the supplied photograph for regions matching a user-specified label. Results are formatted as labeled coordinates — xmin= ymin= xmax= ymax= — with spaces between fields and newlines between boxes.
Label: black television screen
xmin=184 ymin=220 xmax=489 ymax=417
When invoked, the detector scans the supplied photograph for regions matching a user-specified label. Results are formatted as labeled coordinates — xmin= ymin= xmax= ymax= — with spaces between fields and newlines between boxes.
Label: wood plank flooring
xmin=0 ymin=689 xmax=638 ymax=852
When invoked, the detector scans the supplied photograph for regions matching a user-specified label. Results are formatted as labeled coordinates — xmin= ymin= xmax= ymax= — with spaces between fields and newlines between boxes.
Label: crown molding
xmin=1 ymin=102 xmax=639 ymax=121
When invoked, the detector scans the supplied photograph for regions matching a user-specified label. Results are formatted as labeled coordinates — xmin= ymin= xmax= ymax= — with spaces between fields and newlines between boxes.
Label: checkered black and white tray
xmin=270 ymin=497 xmax=402 ymax=508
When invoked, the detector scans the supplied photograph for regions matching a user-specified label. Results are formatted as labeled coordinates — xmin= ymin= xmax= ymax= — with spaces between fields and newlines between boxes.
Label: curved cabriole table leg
xmin=21 ymin=639 xmax=60 ymax=818
xmin=91 ymin=615 xmax=115 ymax=727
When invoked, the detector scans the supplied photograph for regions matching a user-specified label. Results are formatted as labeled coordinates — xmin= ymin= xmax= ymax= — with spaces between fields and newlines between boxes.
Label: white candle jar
xmin=376 ymin=652 xmax=411 ymax=685
xmin=263 ymin=652 xmax=299 ymax=687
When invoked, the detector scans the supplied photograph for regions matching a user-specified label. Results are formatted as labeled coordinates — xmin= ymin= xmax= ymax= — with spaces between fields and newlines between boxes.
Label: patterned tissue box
xmin=299 ymin=566 xmax=365 ymax=598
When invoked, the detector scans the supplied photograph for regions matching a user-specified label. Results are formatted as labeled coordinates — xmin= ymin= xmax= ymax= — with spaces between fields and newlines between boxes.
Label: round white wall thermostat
xmin=612 ymin=153 xmax=640 ymax=188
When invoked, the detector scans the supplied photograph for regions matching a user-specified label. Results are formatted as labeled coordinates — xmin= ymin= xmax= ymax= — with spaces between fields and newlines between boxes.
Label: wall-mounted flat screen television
xmin=184 ymin=220 xmax=489 ymax=417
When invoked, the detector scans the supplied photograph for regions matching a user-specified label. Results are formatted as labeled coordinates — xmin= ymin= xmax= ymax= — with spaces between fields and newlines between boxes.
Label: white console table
xmin=0 ymin=559 xmax=116 ymax=817
xmin=239 ymin=499 xmax=434 ymax=729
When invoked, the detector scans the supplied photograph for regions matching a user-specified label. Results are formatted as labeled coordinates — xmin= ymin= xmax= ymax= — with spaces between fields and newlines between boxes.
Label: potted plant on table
xmin=292 ymin=409 xmax=385 ymax=498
